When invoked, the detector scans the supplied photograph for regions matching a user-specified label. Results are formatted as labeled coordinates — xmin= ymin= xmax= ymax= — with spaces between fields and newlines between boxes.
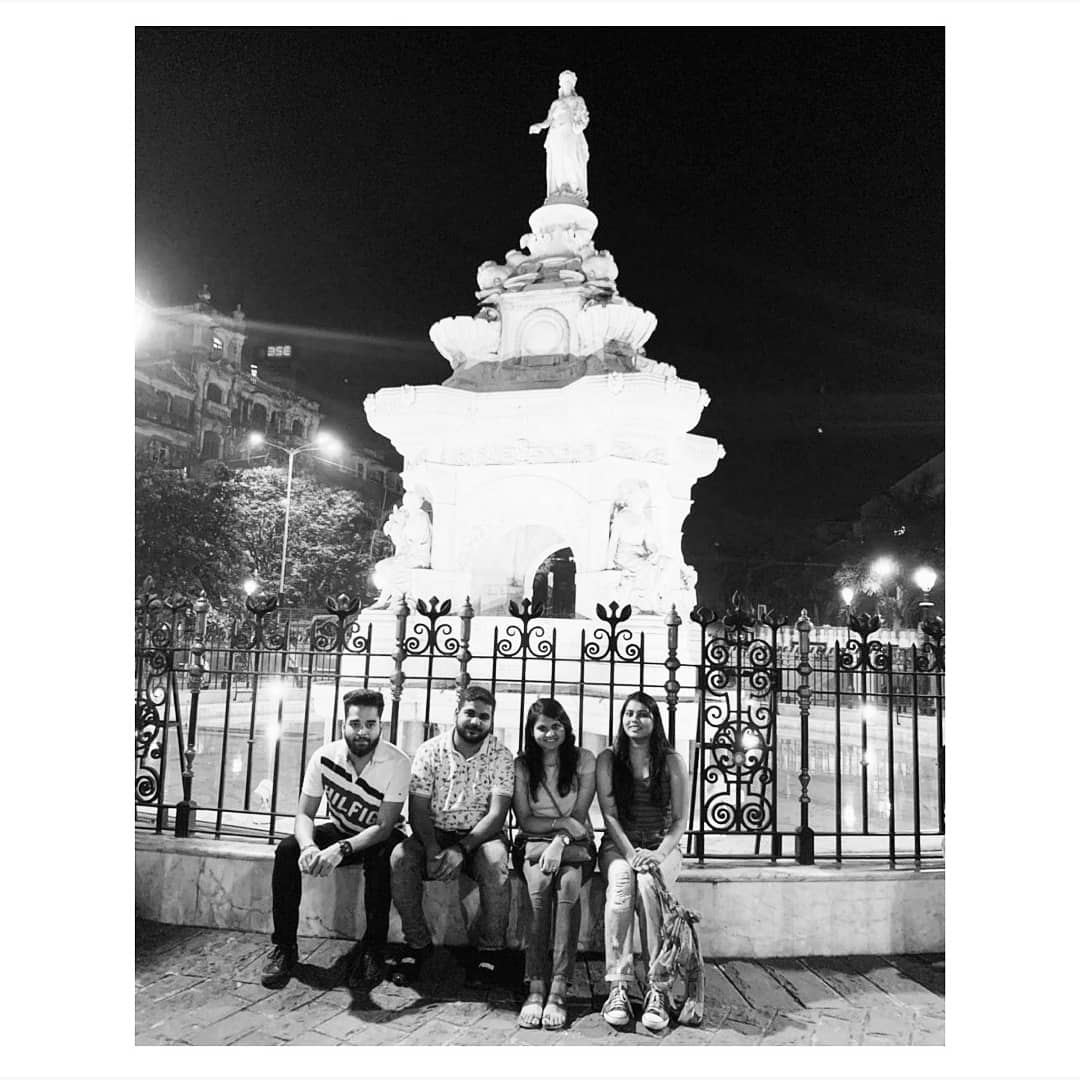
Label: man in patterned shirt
xmin=260 ymin=688 xmax=411 ymax=991
xmin=390 ymin=685 xmax=514 ymax=988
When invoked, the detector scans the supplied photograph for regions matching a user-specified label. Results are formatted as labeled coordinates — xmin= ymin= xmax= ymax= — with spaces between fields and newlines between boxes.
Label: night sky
xmin=135 ymin=27 xmax=944 ymax=575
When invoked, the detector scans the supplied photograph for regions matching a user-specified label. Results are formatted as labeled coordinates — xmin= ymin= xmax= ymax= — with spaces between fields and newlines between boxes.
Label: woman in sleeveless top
xmin=596 ymin=691 xmax=689 ymax=1032
xmin=512 ymin=698 xmax=597 ymax=1030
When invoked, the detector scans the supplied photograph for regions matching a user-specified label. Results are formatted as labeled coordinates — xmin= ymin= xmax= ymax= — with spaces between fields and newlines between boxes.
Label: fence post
xmin=794 ymin=608 xmax=815 ymax=865
xmin=175 ymin=593 xmax=209 ymax=837
xmin=456 ymin=596 xmax=474 ymax=706
xmin=664 ymin=604 xmax=681 ymax=745
xmin=388 ymin=596 xmax=409 ymax=745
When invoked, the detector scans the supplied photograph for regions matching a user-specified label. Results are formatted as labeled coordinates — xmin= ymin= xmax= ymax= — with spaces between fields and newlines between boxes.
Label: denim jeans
xmin=598 ymin=839 xmax=682 ymax=986
xmin=520 ymin=860 xmax=593 ymax=984
xmin=390 ymin=829 xmax=510 ymax=952
xmin=271 ymin=823 xmax=405 ymax=952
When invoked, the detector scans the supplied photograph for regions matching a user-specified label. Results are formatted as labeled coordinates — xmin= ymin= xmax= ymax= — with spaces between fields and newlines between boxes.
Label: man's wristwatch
xmin=555 ymin=832 xmax=571 ymax=847
xmin=338 ymin=839 xmax=353 ymax=859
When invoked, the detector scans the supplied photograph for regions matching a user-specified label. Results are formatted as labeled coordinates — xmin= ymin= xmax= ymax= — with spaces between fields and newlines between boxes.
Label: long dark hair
xmin=521 ymin=698 xmax=579 ymax=800
xmin=611 ymin=691 xmax=671 ymax=814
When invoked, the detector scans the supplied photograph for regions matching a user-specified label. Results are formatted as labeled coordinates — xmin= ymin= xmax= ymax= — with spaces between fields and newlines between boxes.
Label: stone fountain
xmin=365 ymin=72 xmax=722 ymax=617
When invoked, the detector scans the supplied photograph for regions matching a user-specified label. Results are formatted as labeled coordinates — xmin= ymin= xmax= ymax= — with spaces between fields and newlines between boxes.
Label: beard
xmin=455 ymin=722 xmax=489 ymax=744
xmin=347 ymin=732 xmax=380 ymax=757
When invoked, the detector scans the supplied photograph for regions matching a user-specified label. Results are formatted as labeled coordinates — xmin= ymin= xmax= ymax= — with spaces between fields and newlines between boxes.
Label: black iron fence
xmin=135 ymin=589 xmax=944 ymax=865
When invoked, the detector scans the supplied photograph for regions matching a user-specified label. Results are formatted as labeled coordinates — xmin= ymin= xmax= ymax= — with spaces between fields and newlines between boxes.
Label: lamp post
xmin=913 ymin=566 xmax=938 ymax=611
xmin=248 ymin=430 xmax=341 ymax=596
xmin=840 ymin=586 xmax=855 ymax=620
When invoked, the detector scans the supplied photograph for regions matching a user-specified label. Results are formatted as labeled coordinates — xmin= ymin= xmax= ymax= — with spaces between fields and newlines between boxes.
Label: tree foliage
xmin=135 ymin=464 xmax=380 ymax=612
xmin=135 ymin=464 xmax=241 ymax=601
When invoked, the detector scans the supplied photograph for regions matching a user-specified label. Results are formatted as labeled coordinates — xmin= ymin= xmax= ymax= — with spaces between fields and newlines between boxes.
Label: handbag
xmin=512 ymin=774 xmax=595 ymax=871
xmin=511 ymin=832 xmax=596 ymax=871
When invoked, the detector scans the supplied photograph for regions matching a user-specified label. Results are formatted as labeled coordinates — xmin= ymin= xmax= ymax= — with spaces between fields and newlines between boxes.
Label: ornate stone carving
xmin=429 ymin=315 xmax=500 ymax=370
xmin=578 ymin=301 xmax=657 ymax=355
xmin=371 ymin=493 xmax=432 ymax=609
xmin=606 ymin=486 xmax=694 ymax=615
xmin=528 ymin=70 xmax=590 ymax=205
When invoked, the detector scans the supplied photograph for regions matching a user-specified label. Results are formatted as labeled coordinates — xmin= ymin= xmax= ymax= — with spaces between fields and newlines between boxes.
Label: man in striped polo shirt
xmin=260 ymin=688 xmax=411 ymax=991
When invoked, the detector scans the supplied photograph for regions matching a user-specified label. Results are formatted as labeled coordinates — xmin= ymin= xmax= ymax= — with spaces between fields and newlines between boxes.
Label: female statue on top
xmin=529 ymin=70 xmax=590 ymax=204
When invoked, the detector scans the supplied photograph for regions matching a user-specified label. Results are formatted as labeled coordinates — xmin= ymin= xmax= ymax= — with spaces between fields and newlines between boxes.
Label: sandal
xmin=542 ymin=992 xmax=567 ymax=1030
xmin=518 ymin=991 xmax=545 ymax=1028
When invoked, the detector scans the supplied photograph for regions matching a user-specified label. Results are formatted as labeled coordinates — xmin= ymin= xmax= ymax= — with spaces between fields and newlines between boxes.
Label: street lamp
xmin=243 ymin=577 xmax=259 ymax=597
xmin=913 ymin=565 xmax=938 ymax=609
xmin=248 ymin=430 xmax=342 ymax=595
xmin=839 ymin=585 xmax=855 ymax=623
xmin=870 ymin=555 xmax=904 ymax=628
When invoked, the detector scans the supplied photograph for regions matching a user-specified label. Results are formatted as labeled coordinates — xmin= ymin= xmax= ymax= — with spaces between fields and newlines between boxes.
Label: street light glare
xmin=316 ymin=430 xmax=341 ymax=454
xmin=243 ymin=578 xmax=258 ymax=596
xmin=135 ymin=296 xmax=153 ymax=346
xmin=913 ymin=566 xmax=938 ymax=593
xmin=840 ymin=586 xmax=854 ymax=606
xmin=248 ymin=432 xmax=265 ymax=447
xmin=871 ymin=556 xmax=898 ymax=579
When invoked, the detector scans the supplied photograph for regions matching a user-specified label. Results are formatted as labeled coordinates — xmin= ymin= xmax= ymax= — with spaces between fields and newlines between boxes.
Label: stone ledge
xmin=135 ymin=831 xmax=944 ymax=958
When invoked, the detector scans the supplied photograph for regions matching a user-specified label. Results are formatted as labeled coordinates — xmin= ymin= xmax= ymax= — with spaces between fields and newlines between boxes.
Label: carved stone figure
xmin=607 ymin=487 xmax=690 ymax=614
xmin=529 ymin=70 xmax=590 ymax=204
xmin=371 ymin=493 xmax=432 ymax=608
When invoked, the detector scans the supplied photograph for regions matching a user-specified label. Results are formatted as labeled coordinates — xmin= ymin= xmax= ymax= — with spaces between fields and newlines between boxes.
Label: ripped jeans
xmin=598 ymin=837 xmax=683 ymax=986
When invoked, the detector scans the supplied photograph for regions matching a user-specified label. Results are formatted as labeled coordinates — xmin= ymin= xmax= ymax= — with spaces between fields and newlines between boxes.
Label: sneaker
xmin=601 ymin=982 xmax=632 ymax=1028
xmin=347 ymin=946 xmax=384 ymax=990
xmin=465 ymin=954 xmax=499 ymax=990
xmin=641 ymin=986 xmax=671 ymax=1032
xmin=390 ymin=944 xmax=433 ymax=987
xmin=260 ymin=943 xmax=298 ymax=988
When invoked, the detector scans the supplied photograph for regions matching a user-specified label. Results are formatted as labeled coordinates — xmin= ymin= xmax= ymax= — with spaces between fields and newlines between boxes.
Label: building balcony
xmin=135 ymin=407 xmax=196 ymax=434
xmin=203 ymin=400 xmax=231 ymax=420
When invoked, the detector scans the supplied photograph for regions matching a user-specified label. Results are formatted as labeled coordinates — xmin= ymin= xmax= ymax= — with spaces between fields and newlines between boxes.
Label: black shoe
xmin=347 ymin=946 xmax=385 ymax=990
xmin=260 ymin=943 xmax=298 ymax=988
xmin=465 ymin=953 xmax=500 ymax=990
xmin=390 ymin=944 xmax=433 ymax=987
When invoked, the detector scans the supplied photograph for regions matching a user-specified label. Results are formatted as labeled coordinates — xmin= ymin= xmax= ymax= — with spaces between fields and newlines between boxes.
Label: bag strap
xmin=539 ymin=774 xmax=564 ymax=811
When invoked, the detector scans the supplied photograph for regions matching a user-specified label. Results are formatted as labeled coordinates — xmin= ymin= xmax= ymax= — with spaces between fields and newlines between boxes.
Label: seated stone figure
xmin=371 ymin=493 xmax=432 ymax=609
xmin=606 ymin=489 xmax=688 ymax=614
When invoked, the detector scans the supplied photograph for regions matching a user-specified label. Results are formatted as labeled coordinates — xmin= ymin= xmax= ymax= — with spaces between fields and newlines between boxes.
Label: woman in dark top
xmin=595 ymin=691 xmax=689 ymax=1032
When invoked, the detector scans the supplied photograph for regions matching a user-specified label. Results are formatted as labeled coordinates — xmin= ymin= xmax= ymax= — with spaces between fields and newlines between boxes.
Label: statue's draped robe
xmin=545 ymin=96 xmax=589 ymax=199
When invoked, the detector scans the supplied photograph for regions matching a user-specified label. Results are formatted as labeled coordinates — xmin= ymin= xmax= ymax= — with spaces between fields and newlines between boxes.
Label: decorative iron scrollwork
xmin=585 ymin=601 xmax=640 ymax=662
xmin=695 ymin=593 xmax=781 ymax=835
xmin=498 ymin=598 xmax=554 ymax=659
xmin=312 ymin=593 xmax=370 ymax=654
xmin=916 ymin=615 xmax=945 ymax=673
xmin=405 ymin=596 xmax=462 ymax=657
xmin=840 ymin=612 xmax=890 ymax=672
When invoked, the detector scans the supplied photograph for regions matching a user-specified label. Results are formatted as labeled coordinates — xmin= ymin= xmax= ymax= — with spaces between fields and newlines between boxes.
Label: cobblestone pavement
xmin=135 ymin=919 xmax=945 ymax=1047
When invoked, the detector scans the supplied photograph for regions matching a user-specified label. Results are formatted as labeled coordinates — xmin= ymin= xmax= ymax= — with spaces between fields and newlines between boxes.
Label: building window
xmin=251 ymin=403 xmax=268 ymax=431
xmin=155 ymin=390 xmax=172 ymax=416
xmin=145 ymin=438 xmax=171 ymax=465
xmin=201 ymin=431 xmax=222 ymax=460
xmin=212 ymin=335 xmax=224 ymax=356
xmin=205 ymin=383 xmax=223 ymax=404
xmin=291 ymin=419 xmax=304 ymax=437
